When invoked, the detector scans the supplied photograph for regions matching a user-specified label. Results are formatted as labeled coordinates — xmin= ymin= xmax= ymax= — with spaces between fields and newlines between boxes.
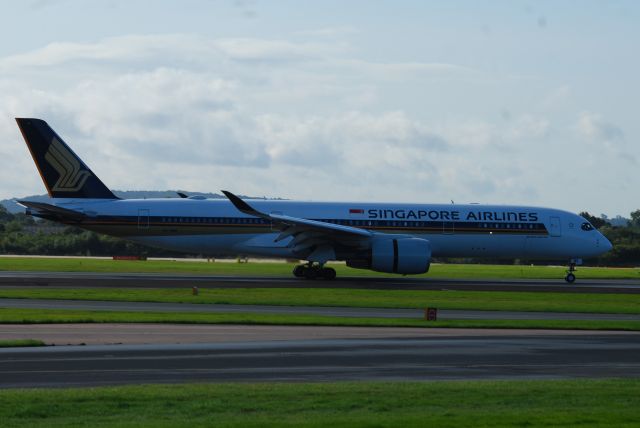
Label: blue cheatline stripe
xmin=92 ymin=215 xmax=549 ymax=230
xmin=38 ymin=213 xmax=549 ymax=235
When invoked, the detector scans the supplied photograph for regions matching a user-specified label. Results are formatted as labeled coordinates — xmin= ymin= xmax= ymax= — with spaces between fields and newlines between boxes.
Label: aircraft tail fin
xmin=15 ymin=118 xmax=117 ymax=199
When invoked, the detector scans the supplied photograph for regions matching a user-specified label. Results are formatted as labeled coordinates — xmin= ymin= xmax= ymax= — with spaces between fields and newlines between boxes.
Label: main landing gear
xmin=565 ymin=262 xmax=577 ymax=283
xmin=293 ymin=262 xmax=336 ymax=280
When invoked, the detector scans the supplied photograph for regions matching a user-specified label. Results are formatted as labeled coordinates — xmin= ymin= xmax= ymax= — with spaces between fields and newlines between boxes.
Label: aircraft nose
xmin=599 ymin=235 xmax=613 ymax=252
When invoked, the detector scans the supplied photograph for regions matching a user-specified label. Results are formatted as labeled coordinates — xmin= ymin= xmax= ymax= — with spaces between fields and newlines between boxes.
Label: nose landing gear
xmin=292 ymin=262 xmax=336 ymax=280
xmin=565 ymin=262 xmax=577 ymax=283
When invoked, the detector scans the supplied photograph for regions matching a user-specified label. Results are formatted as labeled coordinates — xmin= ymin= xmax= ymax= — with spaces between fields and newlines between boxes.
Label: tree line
xmin=0 ymin=205 xmax=638 ymax=265
xmin=0 ymin=207 xmax=187 ymax=258
xmin=580 ymin=210 xmax=640 ymax=266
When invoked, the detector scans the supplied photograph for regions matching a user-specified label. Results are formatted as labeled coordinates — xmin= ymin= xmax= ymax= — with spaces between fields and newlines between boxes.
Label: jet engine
xmin=347 ymin=237 xmax=431 ymax=274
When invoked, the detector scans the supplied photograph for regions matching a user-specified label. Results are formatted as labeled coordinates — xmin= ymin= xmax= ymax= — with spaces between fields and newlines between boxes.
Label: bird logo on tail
xmin=44 ymin=137 xmax=91 ymax=192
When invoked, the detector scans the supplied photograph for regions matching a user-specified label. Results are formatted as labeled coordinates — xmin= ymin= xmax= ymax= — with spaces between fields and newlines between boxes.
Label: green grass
xmin=0 ymin=339 xmax=45 ymax=348
xmin=0 ymin=256 xmax=639 ymax=279
xmin=1 ymin=307 xmax=639 ymax=330
xmin=2 ymin=287 xmax=640 ymax=314
xmin=1 ymin=380 xmax=639 ymax=427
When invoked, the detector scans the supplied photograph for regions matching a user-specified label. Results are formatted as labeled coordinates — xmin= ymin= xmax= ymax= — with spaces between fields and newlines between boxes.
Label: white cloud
xmin=0 ymin=33 xmax=563 ymax=205
xmin=0 ymin=35 xmax=196 ymax=69
xmin=574 ymin=112 xmax=635 ymax=165
xmin=504 ymin=115 xmax=550 ymax=141
xmin=295 ymin=26 xmax=359 ymax=38
xmin=576 ymin=112 xmax=624 ymax=143
xmin=0 ymin=34 xmax=348 ymax=71
xmin=337 ymin=59 xmax=479 ymax=84
xmin=213 ymin=38 xmax=345 ymax=62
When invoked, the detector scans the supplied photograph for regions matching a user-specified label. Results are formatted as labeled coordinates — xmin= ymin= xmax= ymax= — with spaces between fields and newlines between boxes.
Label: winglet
xmin=222 ymin=190 xmax=372 ymax=239
xmin=222 ymin=190 xmax=265 ymax=218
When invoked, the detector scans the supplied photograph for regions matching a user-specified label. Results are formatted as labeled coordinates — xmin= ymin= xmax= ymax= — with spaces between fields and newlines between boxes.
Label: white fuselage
xmin=42 ymin=197 xmax=612 ymax=261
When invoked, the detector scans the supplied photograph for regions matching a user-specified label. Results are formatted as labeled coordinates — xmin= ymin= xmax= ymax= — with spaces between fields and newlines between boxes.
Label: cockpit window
xmin=581 ymin=222 xmax=594 ymax=231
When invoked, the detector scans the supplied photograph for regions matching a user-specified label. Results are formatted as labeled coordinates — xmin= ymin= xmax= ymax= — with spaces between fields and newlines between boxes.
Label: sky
xmin=0 ymin=0 xmax=637 ymax=217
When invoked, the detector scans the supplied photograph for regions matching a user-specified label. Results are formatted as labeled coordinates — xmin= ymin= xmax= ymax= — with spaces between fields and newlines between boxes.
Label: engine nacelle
xmin=370 ymin=237 xmax=431 ymax=274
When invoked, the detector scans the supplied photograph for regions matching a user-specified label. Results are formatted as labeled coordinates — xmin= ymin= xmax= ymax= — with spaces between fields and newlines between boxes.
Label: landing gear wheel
xmin=293 ymin=265 xmax=305 ymax=278
xmin=321 ymin=267 xmax=336 ymax=280
xmin=565 ymin=261 xmax=577 ymax=284
xmin=304 ymin=267 xmax=318 ymax=279
xmin=292 ymin=263 xmax=337 ymax=280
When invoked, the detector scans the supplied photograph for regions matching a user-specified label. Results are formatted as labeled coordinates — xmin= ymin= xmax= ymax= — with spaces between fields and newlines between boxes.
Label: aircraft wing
xmin=222 ymin=191 xmax=372 ymax=260
xmin=17 ymin=200 xmax=85 ymax=222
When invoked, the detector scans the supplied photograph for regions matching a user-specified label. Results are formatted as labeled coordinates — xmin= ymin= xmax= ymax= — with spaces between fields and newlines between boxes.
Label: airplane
xmin=14 ymin=118 xmax=612 ymax=283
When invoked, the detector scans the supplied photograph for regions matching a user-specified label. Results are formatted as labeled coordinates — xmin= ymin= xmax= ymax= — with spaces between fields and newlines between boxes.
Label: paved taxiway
xmin=1 ymin=298 xmax=638 ymax=321
xmin=0 ymin=271 xmax=639 ymax=293
xmin=1 ymin=329 xmax=639 ymax=388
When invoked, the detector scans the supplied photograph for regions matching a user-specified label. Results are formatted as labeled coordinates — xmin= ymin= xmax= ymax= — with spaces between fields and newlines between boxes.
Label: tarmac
xmin=1 ymin=272 xmax=639 ymax=387
xmin=1 ymin=329 xmax=639 ymax=388
xmin=1 ymin=271 xmax=639 ymax=293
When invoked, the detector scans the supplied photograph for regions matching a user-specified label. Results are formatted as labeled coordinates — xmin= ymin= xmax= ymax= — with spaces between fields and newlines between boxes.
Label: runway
xmin=1 ymin=271 xmax=639 ymax=293
xmin=1 ymin=298 xmax=638 ymax=321
xmin=8 ymin=323 xmax=610 ymax=345
xmin=1 ymin=329 xmax=639 ymax=388
xmin=1 ymin=271 xmax=639 ymax=388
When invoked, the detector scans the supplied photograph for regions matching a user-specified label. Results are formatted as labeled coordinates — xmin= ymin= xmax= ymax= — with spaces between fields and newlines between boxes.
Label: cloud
xmin=0 ymin=33 xmax=557 ymax=204
xmin=257 ymin=111 xmax=449 ymax=170
xmin=576 ymin=112 xmax=624 ymax=142
xmin=574 ymin=112 xmax=636 ymax=165
xmin=435 ymin=114 xmax=549 ymax=150
xmin=504 ymin=115 xmax=550 ymax=141
xmin=0 ymin=34 xmax=350 ymax=71
xmin=296 ymin=26 xmax=359 ymax=38
xmin=213 ymin=38 xmax=344 ymax=62
xmin=340 ymin=59 xmax=478 ymax=80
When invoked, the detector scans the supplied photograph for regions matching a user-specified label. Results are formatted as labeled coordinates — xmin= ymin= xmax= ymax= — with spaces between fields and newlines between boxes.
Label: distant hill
xmin=1 ymin=190 xmax=273 ymax=214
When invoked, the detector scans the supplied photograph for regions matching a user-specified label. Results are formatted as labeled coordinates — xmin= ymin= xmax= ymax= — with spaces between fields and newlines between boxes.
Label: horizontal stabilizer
xmin=17 ymin=200 xmax=85 ymax=222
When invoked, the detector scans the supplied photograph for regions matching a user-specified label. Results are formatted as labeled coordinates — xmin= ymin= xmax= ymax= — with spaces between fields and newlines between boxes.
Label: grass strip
xmin=1 ymin=308 xmax=639 ymax=330
xmin=1 ymin=287 xmax=639 ymax=314
xmin=1 ymin=380 xmax=639 ymax=428
xmin=0 ymin=339 xmax=45 ymax=348
xmin=1 ymin=257 xmax=639 ymax=279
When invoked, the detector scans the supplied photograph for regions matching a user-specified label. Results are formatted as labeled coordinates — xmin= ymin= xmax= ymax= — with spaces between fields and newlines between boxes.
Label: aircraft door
xmin=442 ymin=221 xmax=455 ymax=234
xmin=138 ymin=209 xmax=150 ymax=229
xmin=549 ymin=216 xmax=561 ymax=237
